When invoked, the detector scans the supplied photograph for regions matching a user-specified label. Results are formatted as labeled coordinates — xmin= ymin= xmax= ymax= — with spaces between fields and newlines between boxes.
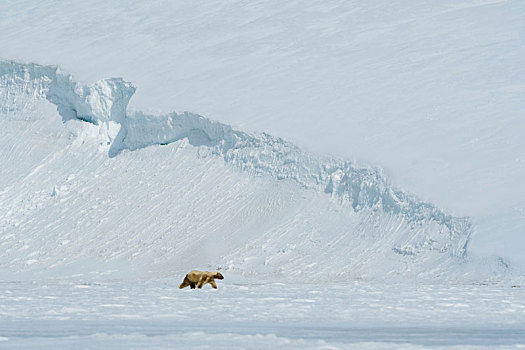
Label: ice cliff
xmin=0 ymin=61 xmax=473 ymax=279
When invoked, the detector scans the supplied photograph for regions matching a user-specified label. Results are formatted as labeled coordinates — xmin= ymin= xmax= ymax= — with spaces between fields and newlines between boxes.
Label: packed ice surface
xmin=0 ymin=281 xmax=524 ymax=349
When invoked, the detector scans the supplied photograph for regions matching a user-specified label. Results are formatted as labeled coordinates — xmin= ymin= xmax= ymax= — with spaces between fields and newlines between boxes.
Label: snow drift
xmin=0 ymin=61 xmax=475 ymax=281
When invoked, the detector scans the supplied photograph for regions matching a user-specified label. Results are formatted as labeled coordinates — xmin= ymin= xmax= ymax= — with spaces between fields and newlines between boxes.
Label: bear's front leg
xmin=197 ymin=276 xmax=206 ymax=288
xmin=209 ymin=280 xmax=217 ymax=289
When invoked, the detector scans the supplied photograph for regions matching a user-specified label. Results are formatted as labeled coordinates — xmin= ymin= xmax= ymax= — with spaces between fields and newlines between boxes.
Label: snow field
xmin=0 ymin=281 xmax=523 ymax=349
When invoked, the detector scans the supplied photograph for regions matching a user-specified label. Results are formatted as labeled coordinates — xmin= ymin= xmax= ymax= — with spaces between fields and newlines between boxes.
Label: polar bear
xmin=179 ymin=270 xmax=224 ymax=289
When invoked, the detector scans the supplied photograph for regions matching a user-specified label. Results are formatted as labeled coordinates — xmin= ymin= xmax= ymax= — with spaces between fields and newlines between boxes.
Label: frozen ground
xmin=0 ymin=279 xmax=524 ymax=349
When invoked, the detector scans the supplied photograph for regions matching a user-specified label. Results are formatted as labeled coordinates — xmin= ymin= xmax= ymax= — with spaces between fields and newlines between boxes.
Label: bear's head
xmin=215 ymin=272 xmax=224 ymax=280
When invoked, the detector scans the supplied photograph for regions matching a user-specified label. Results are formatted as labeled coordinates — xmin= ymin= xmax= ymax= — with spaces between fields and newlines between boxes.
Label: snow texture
xmin=0 ymin=281 xmax=523 ymax=349
xmin=3 ymin=0 xmax=524 ymax=273
xmin=0 ymin=61 xmax=475 ymax=282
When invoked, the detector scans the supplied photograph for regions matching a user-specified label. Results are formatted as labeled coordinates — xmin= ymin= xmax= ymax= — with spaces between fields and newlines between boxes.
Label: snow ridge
xmin=0 ymin=61 xmax=472 ymax=262
xmin=124 ymin=110 xmax=471 ymax=256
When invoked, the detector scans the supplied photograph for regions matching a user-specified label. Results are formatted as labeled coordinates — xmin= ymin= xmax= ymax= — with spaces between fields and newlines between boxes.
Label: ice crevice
xmin=0 ymin=61 xmax=472 ymax=264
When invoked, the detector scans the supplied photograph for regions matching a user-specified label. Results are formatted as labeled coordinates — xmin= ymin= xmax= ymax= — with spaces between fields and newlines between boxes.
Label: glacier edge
xmin=0 ymin=61 xmax=474 ymax=277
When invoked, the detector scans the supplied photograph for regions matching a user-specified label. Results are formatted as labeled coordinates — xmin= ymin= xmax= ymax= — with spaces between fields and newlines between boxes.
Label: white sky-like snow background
xmin=0 ymin=0 xmax=524 ymax=272
xmin=3 ymin=0 xmax=524 ymax=267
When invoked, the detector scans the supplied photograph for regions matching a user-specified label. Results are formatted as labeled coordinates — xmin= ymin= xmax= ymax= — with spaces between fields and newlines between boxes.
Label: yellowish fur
xmin=179 ymin=270 xmax=224 ymax=289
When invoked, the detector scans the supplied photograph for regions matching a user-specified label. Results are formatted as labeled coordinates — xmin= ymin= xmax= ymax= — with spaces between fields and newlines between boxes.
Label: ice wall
xmin=0 ymin=61 xmax=134 ymax=141
xmin=123 ymin=112 xmax=471 ymax=261
xmin=0 ymin=61 xmax=473 ymax=274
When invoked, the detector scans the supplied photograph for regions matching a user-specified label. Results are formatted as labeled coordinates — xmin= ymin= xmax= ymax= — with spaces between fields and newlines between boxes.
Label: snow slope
xmin=1 ymin=0 xmax=523 ymax=270
xmin=0 ymin=61 xmax=479 ymax=282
